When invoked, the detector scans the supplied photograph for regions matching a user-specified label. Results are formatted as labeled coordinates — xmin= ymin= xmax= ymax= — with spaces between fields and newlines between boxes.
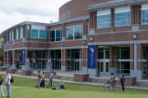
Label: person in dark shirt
xmin=120 ymin=74 xmax=126 ymax=92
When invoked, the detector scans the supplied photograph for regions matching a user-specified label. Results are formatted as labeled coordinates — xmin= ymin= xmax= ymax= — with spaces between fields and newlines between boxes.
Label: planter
xmin=74 ymin=73 xmax=89 ymax=82
xmin=9 ymin=68 xmax=17 ymax=74
xmin=22 ymin=70 xmax=33 ymax=76
xmin=125 ymin=77 xmax=137 ymax=86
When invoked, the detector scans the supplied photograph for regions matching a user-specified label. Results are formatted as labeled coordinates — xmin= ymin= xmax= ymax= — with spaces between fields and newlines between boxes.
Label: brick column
xmin=81 ymin=48 xmax=88 ymax=73
xmin=130 ymin=44 xmax=134 ymax=70
xmin=137 ymin=44 xmax=142 ymax=71
xmin=7 ymin=51 xmax=9 ymax=68
xmin=12 ymin=50 xmax=16 ymax=68
xmin=61 ymin=49 xmax=66 ymax=71
xmin=109 ymin=47 xmax=117 ymax=75
xmin=130 ymin=43 xmax=142 ymax=80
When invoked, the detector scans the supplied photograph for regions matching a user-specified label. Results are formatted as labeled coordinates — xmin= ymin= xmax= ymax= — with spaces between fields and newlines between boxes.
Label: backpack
xmin=10 ymin=76 xmax=14 ymax=84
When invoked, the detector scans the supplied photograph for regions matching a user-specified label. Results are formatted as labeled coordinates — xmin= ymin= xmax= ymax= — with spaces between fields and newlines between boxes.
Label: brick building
xmin=1 ymin=0 xmax=148 ymax=80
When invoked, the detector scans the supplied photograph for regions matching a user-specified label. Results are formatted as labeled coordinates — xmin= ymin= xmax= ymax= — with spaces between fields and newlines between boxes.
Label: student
xmin=37 ymin=71 xmax=41 ymax=88
xmin=40 ymin=72 xmax=45 ymax=88
xmin=120 ymin=74 xmax=126 ymax=92
xmin=59 ymin=81 xmax=65 ymax=89
xmin=0 ymin=75 xmax=5 ymax=97
xmin=5 ymin=71 xmax=12 ymax=98
xmin=48 ymin=72 xmax=53 ymax=88
xmin=110 ymin=73 xmax=116 ymax=90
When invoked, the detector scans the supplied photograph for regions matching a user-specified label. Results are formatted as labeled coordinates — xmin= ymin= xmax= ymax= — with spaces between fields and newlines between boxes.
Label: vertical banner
xmin=21 ymin=49 xmax=25 ymax=65
xmin=88 ymin=45 xmax=96 ymax=68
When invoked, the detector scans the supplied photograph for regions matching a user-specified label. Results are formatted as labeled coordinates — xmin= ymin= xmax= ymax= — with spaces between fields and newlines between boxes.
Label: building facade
xmin=2 ymin=0 xmax=148 ymax=80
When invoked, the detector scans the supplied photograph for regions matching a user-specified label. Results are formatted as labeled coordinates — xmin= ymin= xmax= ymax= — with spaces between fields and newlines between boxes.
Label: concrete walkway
xmin=1 ymin=71 xmax=148 ymax=90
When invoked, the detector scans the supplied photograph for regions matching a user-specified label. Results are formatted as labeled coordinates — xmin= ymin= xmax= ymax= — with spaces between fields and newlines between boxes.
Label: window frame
xmin=115 ymin=7 xmax=131 ymax=27
xmin=97 ymin=9 xmax=111 ymax=29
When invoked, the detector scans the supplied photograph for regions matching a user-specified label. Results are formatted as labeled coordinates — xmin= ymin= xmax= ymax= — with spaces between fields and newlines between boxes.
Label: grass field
xmin=0 ymin=76 xmax=148 ymax=98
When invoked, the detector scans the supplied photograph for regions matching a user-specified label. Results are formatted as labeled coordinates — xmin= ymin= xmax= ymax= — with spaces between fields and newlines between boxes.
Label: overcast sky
xmin=0 ymin=0 xmax=71 ymax=33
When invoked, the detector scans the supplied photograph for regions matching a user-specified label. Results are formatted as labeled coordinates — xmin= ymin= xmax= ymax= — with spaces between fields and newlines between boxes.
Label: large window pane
xmin=117 ymin=47 xmax=130 ymax=59
xmin=117 ymin=62 xmax=130 ymax=74
xmin=142 ymin=10 xmax=148 ymax=24
xmin=97 ymin=14 xmax=111 ymax=29
xmin=66 ymin=49 xmax=81 ymax=71
xmin=74 ymin=26 xmax=82 ymax=39
xmin=20 ymin=27 xmax=23 ymax=39
xmin=16 ymin=28 xmax=19 ymax=40
xmin=115 ymin=12 xmax=131 ymax=27
xmin=66 ymin=25 xmax=83 ymax=40
xmin=31 ymin=29 xmax=38 ymax=38
xmin=115 ymin=7 xmax=131 ymax=27
xmin=66 ymin=26 xmax=73 ymax=40
xmin=50 ymin=30 xmax=55 ymax=41
xmin=39 ymin=30 xmax=47 ymax=39
xmin=56 ymin=29 xmax=62 ymax=41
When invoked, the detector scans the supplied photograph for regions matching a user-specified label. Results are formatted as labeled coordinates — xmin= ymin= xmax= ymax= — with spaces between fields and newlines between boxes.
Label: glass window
xmin=66 ymin=49 xmax=81 ymax=71
xmin=106 ymin=62 xmax=109 ymax=72
xmin=98 ymin=49 xmax=104 ymax=59
xmin=66 ymin=26 xmax=73 ymax=40
xmin=115 ymin=7 xmax=131 ymax=27
xmin=100 ymin=62 xmax=104 ymax=72
xmin=97 ymin=10 xmax=111 ymax=29
xmin=31 ymin=29 xmax=38 ymax=38
xmin=39 ymin=30 xmax=47 ymax=39
xmin=50 ymin=30 xmax=55 ymax=41
xmin=117 ymin=62 xmax=130 ymax=74
xmin=66 ymin=25 xmax=83 ymax=40
xmin=142 ymin=4 xmax=148 ymax=24
xmin=74 ymin=25 xmax=83 ymax=39
xmin=20 ymin=27 xmax=23 ymax=39
xmin=16 ymin=28 xmax=19 ymax=40
xmin=117 ymin=47 xmax=130 ymax=59
xmin=50 ymin=29 xmax=62 ymax=41
xmin=56 ymin=29 xmax=62 ymax=41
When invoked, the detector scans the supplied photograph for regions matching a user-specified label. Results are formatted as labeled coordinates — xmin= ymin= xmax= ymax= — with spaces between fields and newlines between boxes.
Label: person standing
xmin=48 ymin=72 xmax=53 ymax=88
xmin=5 ymin=71 xmax=12 ymax=98
xmin=37 ymin=71 xmax=41 ymax=89
xmin=0 ymin=75 xmax=5 ymax=97
xmin=120 ymin=74 xmax=126 ymax=92
xmin=40 ymin=72 xmax=45 ymax=88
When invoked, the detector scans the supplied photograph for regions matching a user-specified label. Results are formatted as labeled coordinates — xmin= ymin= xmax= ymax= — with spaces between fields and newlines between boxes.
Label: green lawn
xmin=0 ymin=76 xmax=148 ymax=98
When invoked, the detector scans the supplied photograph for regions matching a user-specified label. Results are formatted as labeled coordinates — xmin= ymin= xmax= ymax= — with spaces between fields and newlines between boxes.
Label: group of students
xmin=0 ymin=71 xmax=12 ymax=98
xmin=108 ymin=73 xmax=125 ymax=92
xmin=37 ymin=71 xmax=65 ymax=89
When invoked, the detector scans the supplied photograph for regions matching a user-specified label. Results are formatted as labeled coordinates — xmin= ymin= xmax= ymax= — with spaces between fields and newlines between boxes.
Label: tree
xmin=0 ymin=35 xmax=4 ymax=66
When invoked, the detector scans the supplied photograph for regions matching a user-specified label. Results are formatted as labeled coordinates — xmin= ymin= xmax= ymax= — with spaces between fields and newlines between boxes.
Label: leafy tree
xmin=0 ymin=35 xmax=4 ymax=66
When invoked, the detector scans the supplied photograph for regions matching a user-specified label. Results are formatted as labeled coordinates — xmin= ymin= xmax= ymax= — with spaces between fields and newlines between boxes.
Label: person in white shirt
xmin=6 ymin=71 xmax=11 ymax=98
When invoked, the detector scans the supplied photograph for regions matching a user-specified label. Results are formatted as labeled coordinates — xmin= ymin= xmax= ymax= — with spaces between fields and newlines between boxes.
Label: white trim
xmin=115 ymin=6 xmax=130 ymax=13
xmin=97 ymin=9 xmax=111 ymax=16
xmin=31 ymin=25 xmax=46 ymax=30
xmin=49 ymin=46 xmax=87 ymax=50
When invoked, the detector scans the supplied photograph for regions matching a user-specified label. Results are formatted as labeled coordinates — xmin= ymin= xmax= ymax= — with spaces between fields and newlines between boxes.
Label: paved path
xmin=0 ymin=71 xmax=148 ymax=90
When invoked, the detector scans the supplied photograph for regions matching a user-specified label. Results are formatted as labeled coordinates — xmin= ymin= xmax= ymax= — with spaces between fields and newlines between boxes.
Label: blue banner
xmin=21 ymin=49 xmax=25 ymax=65
xmin=88 ymin=45 xmax=96 ymax=69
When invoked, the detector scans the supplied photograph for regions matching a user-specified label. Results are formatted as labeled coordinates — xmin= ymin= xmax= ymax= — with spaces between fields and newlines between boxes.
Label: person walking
xmin=120 ymin=74 xmax=126 ymax=92
xmin=5 ymin=71 xmax=12 ymax=98
xmin=0 ymin=75 xmax=5 ymax=97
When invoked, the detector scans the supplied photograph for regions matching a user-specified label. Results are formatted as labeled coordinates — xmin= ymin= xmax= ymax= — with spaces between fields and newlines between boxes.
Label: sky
xmin=0 ymin=0 xmax=71 ymax=33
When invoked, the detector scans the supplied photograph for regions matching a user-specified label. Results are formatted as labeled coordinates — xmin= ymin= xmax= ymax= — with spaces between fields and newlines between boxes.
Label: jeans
xmin=6 ymin=84 xmax=11 ymax=97
xmin=0 ymin=85 xmax=5 ymax=96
